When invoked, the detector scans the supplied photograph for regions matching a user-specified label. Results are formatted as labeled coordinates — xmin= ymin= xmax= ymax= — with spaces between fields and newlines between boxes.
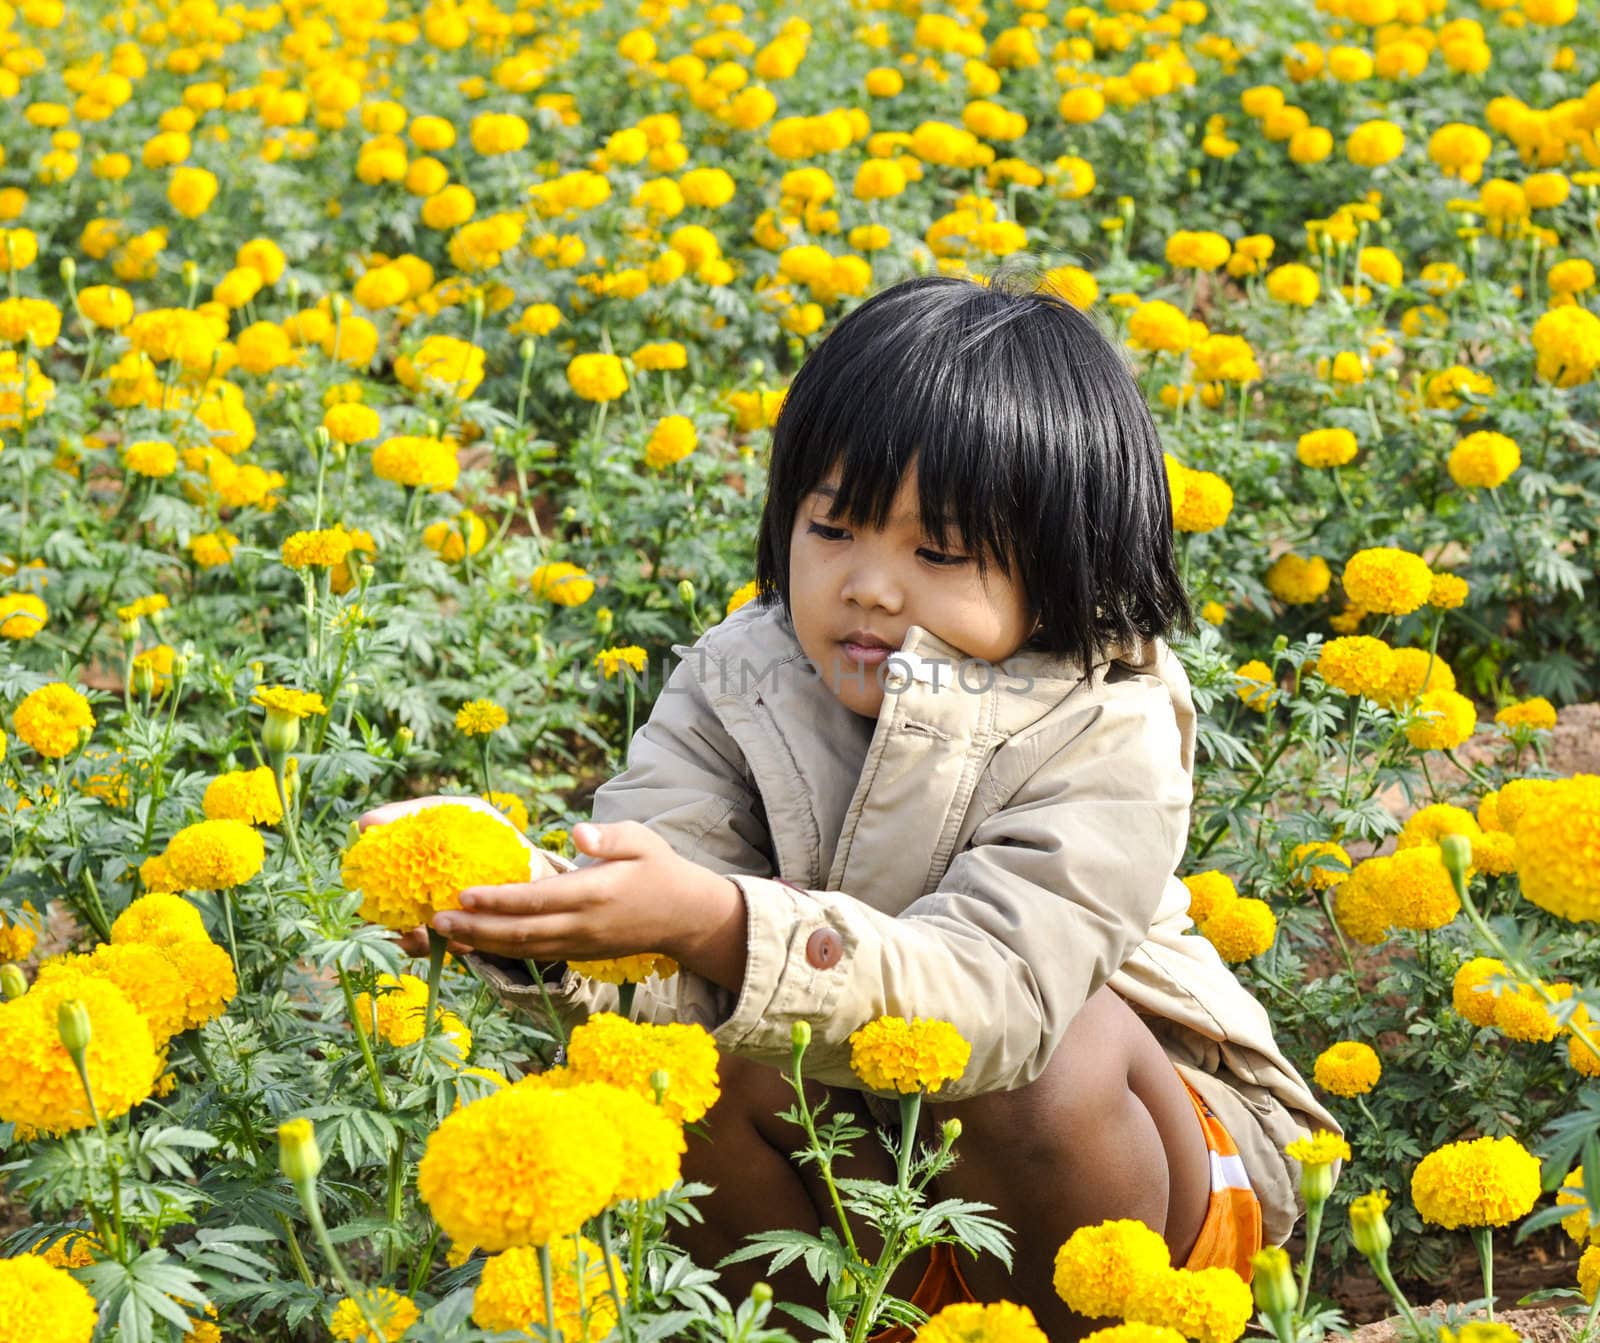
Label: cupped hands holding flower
xmin=354 ymin=796 xmax=749 ymax=990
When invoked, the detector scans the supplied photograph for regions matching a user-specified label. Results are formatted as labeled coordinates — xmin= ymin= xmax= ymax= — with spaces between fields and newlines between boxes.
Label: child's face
xmin=788 ymin=464 xmax=1035 ymax=719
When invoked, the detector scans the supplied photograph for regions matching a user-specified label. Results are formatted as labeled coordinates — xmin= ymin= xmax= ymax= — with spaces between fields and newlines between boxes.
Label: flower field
xmin=2 ymin=0 xmax=1600 ymax=1336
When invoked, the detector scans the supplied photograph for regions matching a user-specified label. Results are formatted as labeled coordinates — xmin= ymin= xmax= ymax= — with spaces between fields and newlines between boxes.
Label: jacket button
xmin=805 ymin=927 xmax=843 ymax=970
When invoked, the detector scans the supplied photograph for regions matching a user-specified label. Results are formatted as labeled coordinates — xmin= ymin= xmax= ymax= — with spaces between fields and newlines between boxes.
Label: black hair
xmin=753 ymin=262 xmax=1193 ymax=672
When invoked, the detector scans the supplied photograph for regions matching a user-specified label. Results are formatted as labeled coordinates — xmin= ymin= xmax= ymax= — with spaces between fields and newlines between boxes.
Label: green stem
xmin=383 ymin=1139 xmax=405 ymax=1278
xmin=220 ymin=893 xmax=241 ymax=978
xmin=1339 ymin=697 xmax=1367 ymax=810
xmin=601 ymin=1211 xmax=633 ymax=1343
xmin=336 ymin=967 xmax=390 ymax=1109
xmin=787 ymin=1055 xmax=861 ymax=1263
xmin=896 ymin=1093 xmax=921 ymax=1189
xmin=1194 ymin=735 xmax=1293 ymax=861
xmin=1295 ymin=1196 xmax=1326 ymax=1317
xmin=276 ymin=1211 xmax=317 ymax=1289
xmin=1369 ymin=1254 xmax=1424 ymax=1340
xmin=424 ymin=929 xmax=449 ymax=1048
xmin=295 ymin=1176 xmax=388 ymax=1342
xmin=1473 ymin=1225 xmax=1494 ymax=1321
xmin=540 ymin=1242 xmax=559 ymax=1343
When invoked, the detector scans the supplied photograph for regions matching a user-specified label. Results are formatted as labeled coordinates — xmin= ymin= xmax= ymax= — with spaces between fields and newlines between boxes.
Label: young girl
xmin=366 ymin=271 xmax=1338 ymax=1335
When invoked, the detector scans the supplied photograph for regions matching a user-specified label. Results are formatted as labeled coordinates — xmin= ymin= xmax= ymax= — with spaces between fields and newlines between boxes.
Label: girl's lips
xmin=842 ymin=641 xmax=892 ymax=665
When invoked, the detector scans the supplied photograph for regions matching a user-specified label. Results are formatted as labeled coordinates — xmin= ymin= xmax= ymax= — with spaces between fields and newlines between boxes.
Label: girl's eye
xmin=806 ymin=521 xmax=849 ymax=541
xmin=918 ymin=548 xmax=968 ymax=567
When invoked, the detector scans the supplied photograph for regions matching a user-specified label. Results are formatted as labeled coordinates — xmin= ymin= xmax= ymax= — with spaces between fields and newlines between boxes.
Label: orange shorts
xmin=866 ymin=1072 xmax=1264 ymax=1342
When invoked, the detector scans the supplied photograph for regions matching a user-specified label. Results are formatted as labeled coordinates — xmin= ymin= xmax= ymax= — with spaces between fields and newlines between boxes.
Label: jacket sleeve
xmin=463 ymin=653 xmax=776 ymax=1031
xmin=709 ymin=676 xmax=1193 ymax=1100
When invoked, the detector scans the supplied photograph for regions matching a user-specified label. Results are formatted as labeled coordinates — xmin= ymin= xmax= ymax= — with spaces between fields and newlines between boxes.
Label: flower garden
xmin=2 ymin=0 xmax=1600 ymax=1337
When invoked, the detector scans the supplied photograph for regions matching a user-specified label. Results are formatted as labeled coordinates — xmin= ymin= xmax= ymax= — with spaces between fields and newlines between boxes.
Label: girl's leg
xmin=931 ymin=986 xmax=1213 ymax=1340
xmin=677 ymin=1052 xmax=915 ymax=1310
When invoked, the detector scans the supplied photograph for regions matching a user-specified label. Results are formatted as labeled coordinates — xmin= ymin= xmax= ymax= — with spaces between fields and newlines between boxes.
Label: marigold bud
xmin=941 ymin=1117 xmax=963 ymax=1147
xmin=1 ymin=963 xmax=28 ymax=1000
xmin=182 ymin=259 xmax=199 ymax=290
xmin=59 ymin=256 xmax=76 ymax=286
xmin=313 ymin=426 xmax=332 ymax=455
xmin=649 ymin=1068 xmax=671 ymax=1105
xmin=394 ymin=726 xmax=413 ymax=756
xmin=751 ymin=1282 xmax=773 ymax=1307
xmin=1251 ymin=1245 xmax=1297 ymax=1316
xmin=357 ymin=562 xmax=375 ymax=585
xmin=262 ymin=709 xmax=301 ymax=755
xmin=791 ymin=1020 xmax=812 ymax=1053
xmin=595 ymin=607 xmax=615 ymax=638
xmin=119 ymin=615 xmax=140 ymax=642
xmin=57 ymin=998 xmax=92 ymax=1055
xmin=1349 ymin=1189 xmax=1393 ymax=1260
xmin=519 ymin=338 xmax=536 ymax=364
xmin=132 ymin=661 xmax=157 ymax=696
xmin=278 ymin=1117 xmax=323 ymax=1186
xmin=677 ymin=579 xmax=697 ymax=607
xmin=1439 ymin=833 xmax=1472 ymax=886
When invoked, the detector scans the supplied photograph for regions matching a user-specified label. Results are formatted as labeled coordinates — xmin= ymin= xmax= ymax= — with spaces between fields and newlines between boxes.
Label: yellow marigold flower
xmin=0 ymin=906 xmax=39 ymax=961
xmin=849 ymin=1015 xmax=972 ymax=1095
xmin=0 ymin=593 xmax=47 ymax=639
xmin=422 ymin=511 xmax=487 ymax=563
xmin=1291 ymin=841 xmax=1351 ymax=891
xmin=329 ymin=1286 xmax=420 ymax=1342
xmin=164 ymin=818 xmax=265 ymax=890
xmin=1559 ymin=1167 xmax=1600 ymax=1246
xmin=726 ymin=582 xmax=760 ymax=616
xmin=1181 ymin=872 xmax=1238 ymax=927
xmin=1531 ymin=306 xmax=1600 ymax=387
xmin=39 ymin=939 xmax=235 ymax=1044
xmin=1514 ymin=778 xmax=1600 ymax=921
xmin=1234 ymin=660 xmax=1274 ymax=711
xmin=1411 ymin=1135 xmax=1541 ymax=1229
xmin=1346 ymin=119 xmax=1404 ymax=166
xmin=1404 ymin=688 xmax=1477 ymax=751
xmin=1265 ymin=553 xmax=1331 ymax=605
xmin=1041 ymin=264 xmax=1098 ymax=309
xmin=13 ymin=682 xmax=95 ymax=758
xmin=1165 ymin=231 xmax=1231 ymax=271
xmin=593 ymin=646 xmax=648 ymax=680
xmin=1470 ymin=831 xmax=1517 ymax=877
xmin=0 ymin=1255 xmax=100 ymax=1343
xmin=203 ymin=766 xmax=284 ymax=826
xmin=568 ymin=953 xmax=678 ymax=984
xmin=251 ymin=686 xmax=328 ymax=721
xmin=1371 ymin=647 xmax=1455 ymax=710
xmin=323 ymin=403 xmax=381 ymax=445
xmin=1287 ymin=1130 xmax=1351 ymax=1168
xmin=1495 ymin=698 xmax=1557 ymax=732
xmin=354 ymin=974 xmax=471 ymax=1057
xmin=645 ymin=415 xmax=697 ymax=469
xmin=1314 ymin=1041 xmax=1381 ymax=1096
xmin=1127 ymin=300 xmax=1195 ymax=354
xmin=32 ymin=1231 xmax=100 ymax=1269
xmin=1265 ymin=263 xmax=1320 ymax=306
xmin=1570 ymin=1007 xmax=1600 ymax=1078
xmin=1381 ymin=845 xmax=1461 ymax=931
xmin=1200 ymin=601 xmax=1227 ymax=625
xmin=529 ymin=561 xmax=595 ymax=606
xmin=455 ymin=699 xmax=508 ymax=736
xmin=1453 ymin=957 xmax=1507 ymax=1028
xmin=1052 ymin=1219 xmax=1171 ymax=1319
xmin=113 ymin=892 xmax=208 ymax=951
xmin=565 ymin=1012 xmax=721 ymax=1124
xmin=1125 ymin=1266 xmax=1256 ymax=1343
xmin=1397 ymin=808 xmax=1477 ymax=860
xmin=0 ymin=975 xmax=161 ymax=1134
xmin=632 ymin=341 xmax=687 ymax=371
xmin=550 ymin=1079 xmax=687 ymax=1202
xmin=1200 ymin=897 xmax=1276 ymax=962
xmin=371 ymin=434 xmax=460 ymax=491
xmin=167 ymin=165 xmax=218 ymax=218
xmin=1317 ymin=636 xmax=1395 ymax=698
xmin=1082 ymin=1328 xmax=1187 ymax=1343
xmin=280 ymin=525 xmax=356 ymax=570
xmin=341 ymin=802 xmax=531 ymax=931
xmin=417 ymin=1084 xmax=625 ymax=1249
xmin=473 ymin=1236 xmax=624 ymax=1340
xmin=395 ymin=335 xmax=486 ymax=401
xmin=1171 ymin=469 xmax=1233 ymax=533
xmin=566 ymin=352 xmax=629 ymax=402
xmin=915 ymin=1301 xmax=1049 ymax=1343
xmin=0 ymin=296 xmax=60 ymax=347
xmin=482 ymin=791 xmax=528 ymax=833
xmin=120 ymin=438 xmax=176 ymax=480
xmin=1342 ymin=547 xmax=1433 ymax=615
xmin=77 ymin=284 xmax=133 ymax=329
xmin=1492 ymin=980 xmax=1569 ymax=1043
xmin=1448 ymin=432 xmax=1521 ymax=490
xmin=1295 ymin=427 xmax=1358 ymax=469
xmin=1428 ymin=572 xmax=1469 ymax=609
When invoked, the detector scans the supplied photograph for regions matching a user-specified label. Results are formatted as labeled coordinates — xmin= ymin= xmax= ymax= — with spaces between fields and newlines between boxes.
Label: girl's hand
xmin=430 ymin=820 xmax=750 ymax=991
xmin=354 ymin=794 xmax=562 ymax=959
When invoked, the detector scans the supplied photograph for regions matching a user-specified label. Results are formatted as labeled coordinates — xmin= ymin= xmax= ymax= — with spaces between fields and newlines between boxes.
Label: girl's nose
xmin=839 ymin=559 xmax=904 ymax=614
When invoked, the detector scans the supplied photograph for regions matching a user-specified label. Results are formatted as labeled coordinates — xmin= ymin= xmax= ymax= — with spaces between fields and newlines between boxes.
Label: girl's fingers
xmin=357 ymin=795 xmax=459 ymax=832
xmin=458 ymin=871 xmax=602 ymax=914
xmin=430 ymin=910 xmax=580 ymax=959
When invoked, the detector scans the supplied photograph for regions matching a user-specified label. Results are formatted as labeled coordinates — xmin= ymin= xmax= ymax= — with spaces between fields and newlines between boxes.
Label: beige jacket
xmin=470 ymin=599 xmax=1338 ymax=1242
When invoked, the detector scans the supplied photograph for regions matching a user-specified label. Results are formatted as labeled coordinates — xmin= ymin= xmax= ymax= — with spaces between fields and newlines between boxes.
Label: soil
xmin=1345 ymin=1303 xmax=1577 ymax=1343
